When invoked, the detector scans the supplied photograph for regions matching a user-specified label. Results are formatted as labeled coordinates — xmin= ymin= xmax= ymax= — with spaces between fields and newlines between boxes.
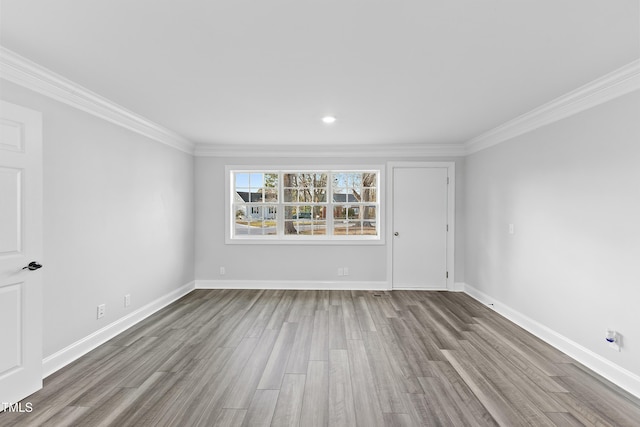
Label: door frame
xmin=386 ymin=161 xmax=455 ymax=290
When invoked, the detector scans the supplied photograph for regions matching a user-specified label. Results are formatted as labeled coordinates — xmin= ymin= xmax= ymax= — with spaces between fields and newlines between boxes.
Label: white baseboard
xmin=42 ymin=281 xmax=196 ymax=378
xmin=196 ymin=279 xmax=390 ymax=291
xmin=462 ymin=283 xmax=640 ymax=399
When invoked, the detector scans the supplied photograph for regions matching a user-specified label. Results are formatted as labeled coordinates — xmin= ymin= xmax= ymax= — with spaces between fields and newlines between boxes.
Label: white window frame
xmin=225 ymin=165 xmax=385 ymax=245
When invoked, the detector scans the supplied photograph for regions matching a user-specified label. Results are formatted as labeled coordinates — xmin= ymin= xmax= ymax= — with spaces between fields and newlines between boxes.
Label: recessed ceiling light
xmin=322 ymin=115 xmax=337 ymax=124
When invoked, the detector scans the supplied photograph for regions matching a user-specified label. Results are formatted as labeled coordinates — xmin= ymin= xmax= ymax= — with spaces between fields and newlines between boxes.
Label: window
xmin=229 ymin=168 xmax=381 ymax=243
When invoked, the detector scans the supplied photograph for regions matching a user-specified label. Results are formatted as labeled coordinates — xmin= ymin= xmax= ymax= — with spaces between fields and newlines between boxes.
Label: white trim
xmin=196 ymin=280 xmax=390 ymax=291
xmin=463 ymin=283 xmax=640 ymax=399
xmin=387 ymin=161 xmax=455 ymax=291
xmin=0 ymin=47 xmax=195 ymax=155
xmin=41 ymin=281 xmax=196 ymax=378
xmin=452 ymin=282 xmax=466 ymax=292
xmin=195 ymin=142 xmax=466 ymax=158
xmin=465 ymin=59 xmax=640 ymax=154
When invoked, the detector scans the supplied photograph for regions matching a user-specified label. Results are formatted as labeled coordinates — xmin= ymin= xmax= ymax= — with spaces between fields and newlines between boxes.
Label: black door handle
xmin=22 ymin=261 xmax=42 ymax=271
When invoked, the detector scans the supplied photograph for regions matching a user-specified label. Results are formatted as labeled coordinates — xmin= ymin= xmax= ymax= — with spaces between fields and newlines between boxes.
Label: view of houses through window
xmin=232 ymin=170 xmax=379 ymax=240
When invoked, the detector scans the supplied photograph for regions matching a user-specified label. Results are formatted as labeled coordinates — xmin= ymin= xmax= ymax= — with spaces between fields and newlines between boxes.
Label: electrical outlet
xmin=124 ymin=294 xmax=131 ymax=308
xmin=606 ymin=330 xmax=621 ymax=351
xmin=343 ymin=267 xmax=349 ymax=276
xmin=97 ymin=304 xmax=106 ymax=319
xmin=508 ymin=224 xmax=515 ymax=234
xmin=338 ymin=268 xmax=344 ymax=276
xmin=220 ymin=267 xmax=226 ymax=275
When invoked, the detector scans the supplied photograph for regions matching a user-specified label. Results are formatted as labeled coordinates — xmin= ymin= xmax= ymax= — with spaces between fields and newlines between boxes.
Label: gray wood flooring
xmin=2 ymin=289 xmax=640 ymax=426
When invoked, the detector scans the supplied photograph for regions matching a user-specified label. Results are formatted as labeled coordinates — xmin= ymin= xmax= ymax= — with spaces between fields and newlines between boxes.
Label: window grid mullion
xmin=277 ymin=171 xmax=283 ymax=236
xmin=328 ymin=172 xmax=334 ymax=238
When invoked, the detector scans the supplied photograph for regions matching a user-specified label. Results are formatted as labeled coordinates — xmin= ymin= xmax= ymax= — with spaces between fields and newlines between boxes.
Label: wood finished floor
xmin=2 ymin=289 xmax=640 ymax=426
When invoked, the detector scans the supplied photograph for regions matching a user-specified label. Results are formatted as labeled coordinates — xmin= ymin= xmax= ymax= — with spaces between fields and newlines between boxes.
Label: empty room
xmin=1 ymin=0 xmax=639 ymax=425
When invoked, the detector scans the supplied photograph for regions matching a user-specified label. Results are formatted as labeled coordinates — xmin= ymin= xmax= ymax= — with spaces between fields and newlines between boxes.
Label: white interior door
xmin=392 ymin=166 xmax=448 ymax=289
xmin=0 ymin=100 xmax=43 ymax=405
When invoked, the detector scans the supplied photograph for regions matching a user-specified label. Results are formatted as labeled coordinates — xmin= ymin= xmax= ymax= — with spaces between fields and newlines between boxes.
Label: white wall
xmin=1 ymin=80 xmax=195 ymax=358
xmin=465 ymin=91 xmax=640 ymax=378
xmin=195 ymin=155 xmax=465 ymax=285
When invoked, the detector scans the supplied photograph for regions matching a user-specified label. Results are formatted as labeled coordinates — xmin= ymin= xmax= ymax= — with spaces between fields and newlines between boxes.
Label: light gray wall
xmin=1 ymin=80 xmax=195 ymax=358
xmin=464 ymin=91 xmax=640 ymax=376
xmin=195 ymin=155 xmax=465 ymax=283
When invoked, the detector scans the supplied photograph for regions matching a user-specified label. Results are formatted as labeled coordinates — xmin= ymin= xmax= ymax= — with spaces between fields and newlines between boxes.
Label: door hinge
xmin=446 ymin=224 xmax=449 ymax=232
xmin=446 ymin=271 xmax=449 ymax=279
xmin=447 ymin=177 xmax=450 ymax=185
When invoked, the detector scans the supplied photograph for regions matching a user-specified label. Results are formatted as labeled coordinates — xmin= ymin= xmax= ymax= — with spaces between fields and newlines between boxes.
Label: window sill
xmin=225 ymin=236 xmax=385 ymax=246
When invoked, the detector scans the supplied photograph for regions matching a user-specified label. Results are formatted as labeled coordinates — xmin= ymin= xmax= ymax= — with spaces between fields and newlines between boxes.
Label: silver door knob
xmin=394 ymin=232 xmax=399 ymax=236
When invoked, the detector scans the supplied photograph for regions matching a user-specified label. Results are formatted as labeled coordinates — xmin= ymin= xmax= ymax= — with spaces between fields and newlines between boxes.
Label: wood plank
xmin=456 ymin=338 xmax=556 ymax=426
xmin=544 ymin=411 xmax=585 ymax=427
xmin=468 ymin=323 xmax=568 ymax=393
xmin=388 ymin=317 xmax=438 ymax=378
xmin=363 ymin=331 xmax=406 ymax=413
xmin=245 ymin=290 xmax=284 ymax=338
xmin=271 ymin=374 xmax=306 ymax=427
xmin=377 ymin=325 xmax=422 ymax=394
xmin=241 ymin=389 xmax=279 ymax=427
xmin=328 ymin=305 xmax=348 ymax=350
xmin=354 ymin=295 xmax=377 ymax=332
xmin=366 ymin=293 xmax=394 ymax=327
xmin=442 ymin=348 xmax=534 ymax=426
xmin=347 ymin=339 xmax=385 ymax=427
xmin=286 ymin=291 xmax=317 ymax=322
xmin=40 ymin=406 xmax=89 ymax=427
xmin=461 ymin=330 xmax=567 ymax=412
xmin=214 ymin=409 xmax=247 ymax=427
xmin=340 ymin=291 xmax=362 ymax=340
xmin=186 ymin=337 xmax=261 ymax=425
xmin=223 ymin=329 xmax=279 ymax=409
xmin=418 ymin=376 xmax=469 ymax=425
xmin=430 ymin=360 xmax=498 ymax=427
xmin=382 ymin=413 xmax=413 ymax=427
xmin=328 ymin=349 xmax=357 ymax=426
xmin=473 ymin=316 xmax=567 ymax=377
xmin=153 ymin=347 xmax=236 ymax=425
xmin=552 ymin=365 xmax=640 ymax=426
xmin=106 ymin=372 xmax=183 ymax=426
xmin=285 ymin=314 xmax=314 ymax=374
xmin=300 ymin=361 xmax=329 ymax=427
xmin=257 ymin=322 xmax=298 ymax=390
xmin=309 ymin=309 xmax=329 ymax=361
xmin=266 ymin=292 xmax=295 ymax=330
xmin=316 ymin=289 xmax=330 ymax=311
xmin=68 ymin=387 xmax=137 ymax=427
xmin=402 ymin=391 xmax=446 ymax=426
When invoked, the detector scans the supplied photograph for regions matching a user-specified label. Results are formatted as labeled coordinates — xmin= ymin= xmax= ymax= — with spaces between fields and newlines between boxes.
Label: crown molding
xmin=3 ymin=45 xmax=635 ymax=158
xmin=194 ymin=142 xmax=466 ymax=158
xmin=0 ymin=46 xmax=195 ymax=154
xmin=465 ymin=59 xmax=640 ymax=155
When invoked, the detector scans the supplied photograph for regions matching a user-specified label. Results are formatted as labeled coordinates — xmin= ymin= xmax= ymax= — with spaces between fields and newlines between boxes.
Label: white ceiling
xmin=1 ymin=0 xmax=638 ymax=148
